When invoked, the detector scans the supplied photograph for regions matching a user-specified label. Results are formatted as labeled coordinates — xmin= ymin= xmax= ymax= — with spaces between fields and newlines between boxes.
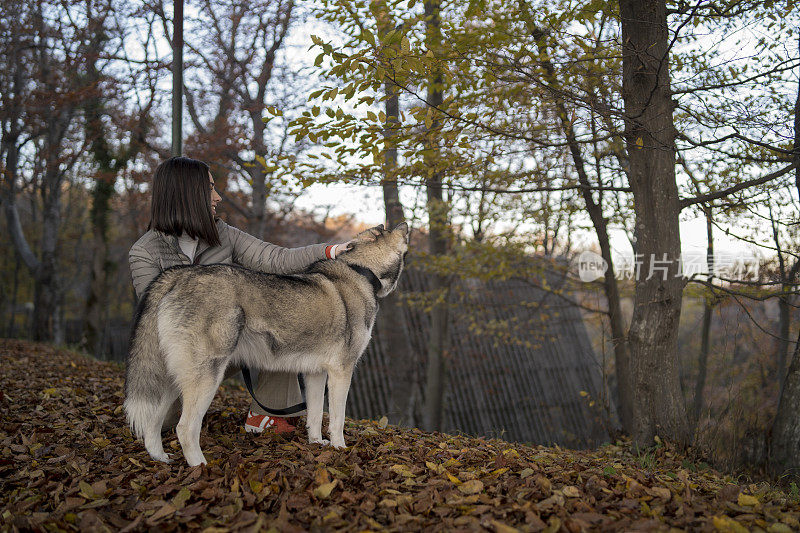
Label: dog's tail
xmin=123 ymin=273 xmax=179 ymax=441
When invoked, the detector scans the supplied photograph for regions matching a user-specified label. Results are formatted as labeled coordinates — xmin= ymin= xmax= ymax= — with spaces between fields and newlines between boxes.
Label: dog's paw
xmin=309 ymin=438 xmax=330 ymax=446
xmin=151 ymin=452 xmax=172 ymax=463
xmin=330 ymin=440 xmax=346 ymax=450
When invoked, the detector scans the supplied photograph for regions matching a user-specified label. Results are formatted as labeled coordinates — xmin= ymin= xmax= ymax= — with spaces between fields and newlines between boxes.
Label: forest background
xmin=2 ymin=0 xmax=800 ymax=480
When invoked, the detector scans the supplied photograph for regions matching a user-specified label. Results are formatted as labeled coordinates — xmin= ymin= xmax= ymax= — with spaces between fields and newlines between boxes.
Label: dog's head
xmin=342 ymin=223 xmax=409 ymax=297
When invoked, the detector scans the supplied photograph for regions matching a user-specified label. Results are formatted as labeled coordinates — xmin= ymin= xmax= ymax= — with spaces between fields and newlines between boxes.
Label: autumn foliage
xmin=1 ymin=339 xmax=799 ymax=532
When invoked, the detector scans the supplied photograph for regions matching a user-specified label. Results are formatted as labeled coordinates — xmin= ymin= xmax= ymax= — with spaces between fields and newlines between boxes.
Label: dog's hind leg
xmin=303 ymin=371 xmax=328 ymax=445
xmin=142 ymin=388 xmax=180 ymax=463
xmin=175 ymin=366 xmax=225 ymax=466
xmin=326 ymin=368 xmax=353 ymax=449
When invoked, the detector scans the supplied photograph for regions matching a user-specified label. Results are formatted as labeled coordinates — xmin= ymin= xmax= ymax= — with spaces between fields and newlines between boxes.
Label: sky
xmin=139 ymin=2 xmax=786 ymax=270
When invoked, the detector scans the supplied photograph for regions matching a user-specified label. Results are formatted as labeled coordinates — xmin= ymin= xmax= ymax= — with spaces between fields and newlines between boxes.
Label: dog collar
xmin=348 ymin=264 xmax=382 ymax=294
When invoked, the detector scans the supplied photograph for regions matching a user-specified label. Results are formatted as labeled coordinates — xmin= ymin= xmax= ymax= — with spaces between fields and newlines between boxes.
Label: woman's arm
xmin=129 ymin=245 xmax=162 ymax=301
xmin=224 ymin=222 xmax=330 ymax=274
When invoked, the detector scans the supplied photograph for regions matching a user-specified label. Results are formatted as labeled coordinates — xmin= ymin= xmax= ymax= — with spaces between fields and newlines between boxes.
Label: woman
xmin=128 ymin=156 xmax=350 ymax=435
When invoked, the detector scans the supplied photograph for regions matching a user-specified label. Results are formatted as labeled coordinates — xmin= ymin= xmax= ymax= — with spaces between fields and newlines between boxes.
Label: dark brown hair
xmin=148 ymin=156 xmax=221 ymax=246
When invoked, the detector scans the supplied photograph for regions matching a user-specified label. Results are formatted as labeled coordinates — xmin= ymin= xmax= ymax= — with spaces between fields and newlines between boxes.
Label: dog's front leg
xmin=303 ymin=371 xmax=328 ymax=445
xmin=326 ymin=368 xmax=353 ymax=449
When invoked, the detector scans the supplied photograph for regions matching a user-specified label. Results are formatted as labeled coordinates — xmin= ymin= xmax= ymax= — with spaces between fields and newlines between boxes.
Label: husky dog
xmin=124 ymin=223 xmax=409 ymax=466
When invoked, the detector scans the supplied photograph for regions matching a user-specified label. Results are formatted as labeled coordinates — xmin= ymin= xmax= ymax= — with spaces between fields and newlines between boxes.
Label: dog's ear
xmin=354 ymin=224 xmax=384 ymax=242
xmin=393 ymin=222 xmax=409 ymax=239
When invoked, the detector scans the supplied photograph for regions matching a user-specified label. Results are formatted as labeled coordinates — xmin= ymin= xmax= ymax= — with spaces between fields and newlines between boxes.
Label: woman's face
xmin=209 ymin=173 xmax=222 ymax=216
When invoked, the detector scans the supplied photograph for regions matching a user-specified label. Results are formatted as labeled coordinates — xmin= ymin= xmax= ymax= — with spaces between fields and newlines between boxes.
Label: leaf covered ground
xmin=1 ymin=339 xmax=799 ymax=532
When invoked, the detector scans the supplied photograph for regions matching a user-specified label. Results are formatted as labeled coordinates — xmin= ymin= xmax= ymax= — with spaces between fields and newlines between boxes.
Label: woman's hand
xmin=325 ymin=225 xmax=386 ymax=259
xmin=325 ymin=241 xmax=353 ymax=259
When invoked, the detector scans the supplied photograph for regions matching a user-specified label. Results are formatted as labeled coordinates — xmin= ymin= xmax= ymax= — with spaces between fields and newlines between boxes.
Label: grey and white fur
xmin=124 ymin=223 xmax=409 ymax=466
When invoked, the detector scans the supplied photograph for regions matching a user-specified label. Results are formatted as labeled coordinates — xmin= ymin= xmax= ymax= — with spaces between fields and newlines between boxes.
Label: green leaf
xmin=79 ymin=480 xmax=96 ymax=500
xmin=171 ymin=488 xmax=191 ymax=509
xmin=362 ymin=30 xmax=375 ymax=46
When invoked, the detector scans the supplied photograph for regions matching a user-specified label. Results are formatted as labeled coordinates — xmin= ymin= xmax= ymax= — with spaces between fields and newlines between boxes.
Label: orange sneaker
xmin=244 ymin=410 xmax=297 ymax=434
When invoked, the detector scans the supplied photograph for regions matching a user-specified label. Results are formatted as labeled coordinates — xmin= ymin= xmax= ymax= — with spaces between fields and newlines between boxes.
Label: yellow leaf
xmin=490 ymin=520 xmax=519 ymax=533
xmin=457 ymin=479 xmax=484 ymax=495
xmin=425 ymin=461 xmax=444 ymax=474
xmin=737 ymin=493 xmax=759 ymax=507
xmin=313 ymin=481 xmax=337 ymax=499
xmin=713 ymin=515 xmax=748 ymax=533
xmin=543 ymin=516 xmax=561 ymax=533
xmin=389 ymin=464 xmax=414 ymax=477
xmin=446 ymin=472 xmax=462 ymax=485
xmin=636 ymin=137 xmax=643 ymax=148
xmin=377 ymin=416 xmax=388 ymax=429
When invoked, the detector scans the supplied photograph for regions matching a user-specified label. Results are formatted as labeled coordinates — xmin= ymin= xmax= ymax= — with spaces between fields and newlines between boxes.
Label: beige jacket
xmin=129 ymin=218 xmax=327 ymax=301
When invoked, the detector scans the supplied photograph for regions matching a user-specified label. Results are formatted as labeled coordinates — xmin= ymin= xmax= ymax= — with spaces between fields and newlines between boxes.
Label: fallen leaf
xmin=647 ymin=486 xmax=671 ymax=501
xmin=713 ymin=515 xmax=749 ymax=533
xmin=147 ymin=503 xmax=176 ymax=524
xmin=491 ymin=519 xmax=519 ymax=533
xmin=390 ymin=464 xmax=414 ymax=477
xmin=313 ymin=481 xmax=337 ymax=499
xmin=172 ymin=488 xmax=191 ymax=509
xmin=518 ymin=468 xmax=534 ymax=479
xmin=561 ymin=485 xmax=581 ymax=498
xmin=458 ymin=479 xmax=484 ymax=495
xmin=737 ymin=493 xmax=759 ymax=507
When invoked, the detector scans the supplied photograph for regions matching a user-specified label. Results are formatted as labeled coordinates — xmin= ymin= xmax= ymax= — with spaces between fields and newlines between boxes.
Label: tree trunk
xmin=373 ymin=1 xmax=415 ymax=426
xmin=422 ymin=0 xmax=450 ymax=432
xmin=6 ymin=251 xmax=21 ymax=337
xmin=692 ymin=210 xmax=714 ymax=428
xmin=620 ymin=0 xmax=690 ymax=449
xmin=81 ymin=25 xmax=138 ymax=358
xmin=83 ymin=178 xmax=115 ymax=357
xmin=770 ymin=34 xmax=800 ymax=478
xmin=33 ymin=166 xmax=61 ymax=341
xmin=777 ymin=295 xmax=791 ymax=384
xmin=533 ymin=34 xmax=634 ymax=433
xmin=771 ymin=328 xmax=800 ymax=478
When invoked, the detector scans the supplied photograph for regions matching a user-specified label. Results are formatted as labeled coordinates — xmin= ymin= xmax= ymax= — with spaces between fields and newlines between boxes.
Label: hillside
xmin=1 ymin=339 xmax=799 ymax=532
